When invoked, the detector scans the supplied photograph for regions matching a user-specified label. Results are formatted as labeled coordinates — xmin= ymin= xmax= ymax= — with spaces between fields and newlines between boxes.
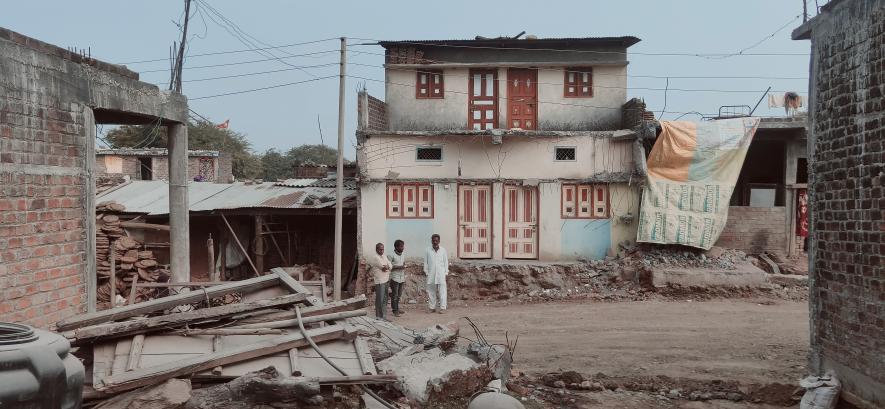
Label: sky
xmin=3 ymin=1 xmax=813 ymax=159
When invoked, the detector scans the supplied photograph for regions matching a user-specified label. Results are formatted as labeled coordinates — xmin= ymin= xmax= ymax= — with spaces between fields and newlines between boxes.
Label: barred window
xmin=416 ymin=146 xmax=443 ymax=161
xmin=554 ymin=147 xmax=576 ymax=161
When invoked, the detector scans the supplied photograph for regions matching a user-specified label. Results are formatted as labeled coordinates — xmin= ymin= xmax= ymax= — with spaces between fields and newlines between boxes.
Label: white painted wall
xmin=361 ymin=134 xmax=635 ymax=180
xmin=360 ymin=180 xmax=641 ymax=262
xmin=385 ymin=66 xmax=627 ymax=131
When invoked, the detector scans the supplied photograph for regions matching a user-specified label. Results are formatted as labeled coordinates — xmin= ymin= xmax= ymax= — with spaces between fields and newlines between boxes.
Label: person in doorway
xmin=423 ymin=234 xmax=449 ymax=314
xmin=387 ymin=239 xmax=406 ymax=317
xmin=366 ymin=242 xmax=392 ymax=320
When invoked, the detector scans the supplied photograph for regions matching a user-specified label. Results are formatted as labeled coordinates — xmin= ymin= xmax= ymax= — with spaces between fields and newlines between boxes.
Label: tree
xmin=260 ymin=148 xmax=294 ymax=181
xmin=104 ymin=120 xmax=263 ymax=179
xmin=284 ymin=144 xmax=339 ymax=166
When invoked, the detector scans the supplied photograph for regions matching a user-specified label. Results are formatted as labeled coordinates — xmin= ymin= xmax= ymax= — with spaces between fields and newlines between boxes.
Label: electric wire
xmin=188 ymin=75 xmax=336 ymax=100
xmin=155 ymin=63 xmax=339 ymax=85
xmin=118 ymin=38 xmax=338 ymax=65
xmin=138 ymin=49 xmax=339 ymax=73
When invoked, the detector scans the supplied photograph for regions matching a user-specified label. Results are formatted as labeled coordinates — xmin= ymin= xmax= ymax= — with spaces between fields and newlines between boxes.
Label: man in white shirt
xmin=423 ymin=234 xmax=449 ymax=314
xmin=366 ymin=242 xmax=392 ymax=320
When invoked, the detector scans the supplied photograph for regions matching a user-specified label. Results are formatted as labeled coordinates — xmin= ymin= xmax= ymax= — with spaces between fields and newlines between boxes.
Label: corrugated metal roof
xmin=97 ymin=180 xmax=355 ymax=215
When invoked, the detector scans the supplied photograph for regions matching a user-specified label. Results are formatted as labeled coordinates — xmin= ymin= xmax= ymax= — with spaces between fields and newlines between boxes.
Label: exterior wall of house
xmin=358 ymin=133 xmax=640 ymax=262
xmin=361 ymin=134 xmax=635 ymax=180
xmin=795 ymin=0 xmax=885 ymax=406
xmin=386 ymin=66 xmax=627 ymax=131
xmin=360 ymin=180 xmax=639 ymax=262
xmin=0 ymin=26 xmax=187 ymax=327
xmin=714 ymin=207 xmax=788 ymax=253
xmin=96 ymin=153 xmax=227 ymax=182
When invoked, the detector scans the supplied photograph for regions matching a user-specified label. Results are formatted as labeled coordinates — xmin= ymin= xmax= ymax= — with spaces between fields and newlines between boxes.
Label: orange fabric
xmin=646 ymin=121 xmax=697 ymax=182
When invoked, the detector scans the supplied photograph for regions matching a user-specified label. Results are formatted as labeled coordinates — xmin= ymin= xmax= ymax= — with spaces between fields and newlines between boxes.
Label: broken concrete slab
xmin=651 ymin=262 xmax=768 ymax=289
xmin=93 ymin=379 xmax=191 ymax=409
xmin=377 ymin=347 xmax=492 ymax=405
xmin=351 ymin=317 xmax=458 ymax=361
xmin=466 ymin=342 xmax=512 ymax=382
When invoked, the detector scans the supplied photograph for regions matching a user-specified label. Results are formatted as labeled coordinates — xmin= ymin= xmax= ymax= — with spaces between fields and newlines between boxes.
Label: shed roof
xmin=97 ymin=179 xmax=356 ymax=215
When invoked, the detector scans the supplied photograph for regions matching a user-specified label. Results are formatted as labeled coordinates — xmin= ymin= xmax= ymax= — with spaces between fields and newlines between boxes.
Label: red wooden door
xmin=507 ymin=69 xmax=537 ymax=130
xmin=458 ymin=185 xmax=492 ymax=258
xmin=468 ymin=70 xmax=498 ymax=130
xmin=503 ymin=185 xmax=538 ymax=259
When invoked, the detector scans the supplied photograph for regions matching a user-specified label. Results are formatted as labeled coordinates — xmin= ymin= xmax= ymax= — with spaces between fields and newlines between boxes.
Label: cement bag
xmin=799 ymin=373 xmax=840 ymax=409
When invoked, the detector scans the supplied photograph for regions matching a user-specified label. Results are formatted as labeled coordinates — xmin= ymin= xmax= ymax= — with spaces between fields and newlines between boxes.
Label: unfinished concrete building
xmin=0 ymin=27 xmax=189 ymax=327
xmin=96 ymin=148 xmax=232 ymax=183
xmin=793 ymin=0 xmax=885 ymax=407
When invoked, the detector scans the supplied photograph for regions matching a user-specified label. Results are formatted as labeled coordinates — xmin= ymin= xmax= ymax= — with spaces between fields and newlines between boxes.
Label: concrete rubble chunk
xmin=93 ymin=379 xmax=191 ymax=409
xmin=377 ymin=347 xmax=492 ymax=405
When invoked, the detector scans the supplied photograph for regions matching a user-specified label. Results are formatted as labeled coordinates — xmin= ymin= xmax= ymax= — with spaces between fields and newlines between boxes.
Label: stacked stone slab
xmin=96 ymin=201 xmax=168 ymax=307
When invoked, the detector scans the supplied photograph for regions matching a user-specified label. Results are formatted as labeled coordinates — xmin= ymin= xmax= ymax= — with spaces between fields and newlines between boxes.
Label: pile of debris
xmin=63 ymin=266 xmax=511 ymax=408
xmin=62 ymin=268 xmax=396 ymax=408
xmin=620 ymin=243 xmax=749 ymax=270
xmin=95 ymin=202 xmax=169 ymax=308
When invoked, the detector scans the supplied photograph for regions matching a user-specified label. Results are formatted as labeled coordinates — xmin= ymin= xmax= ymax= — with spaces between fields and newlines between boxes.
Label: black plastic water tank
xmin=0 ymin=322 xmax=84 ymax=409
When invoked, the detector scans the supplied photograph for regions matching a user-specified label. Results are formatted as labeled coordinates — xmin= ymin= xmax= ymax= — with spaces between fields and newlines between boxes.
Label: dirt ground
xmin=392 ymin=298 xmax=809 ymax=385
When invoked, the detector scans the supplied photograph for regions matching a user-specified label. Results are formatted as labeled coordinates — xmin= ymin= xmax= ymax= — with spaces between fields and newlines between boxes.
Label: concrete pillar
xmin=168 ymin=123 xmax=190 ymax=282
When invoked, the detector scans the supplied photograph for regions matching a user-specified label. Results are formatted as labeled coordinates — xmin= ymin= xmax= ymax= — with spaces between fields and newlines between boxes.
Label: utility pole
xmin=333 ymin=37 xmax=346 ymax=301
xmin=170 ymin=0 xmax=192 ymax=92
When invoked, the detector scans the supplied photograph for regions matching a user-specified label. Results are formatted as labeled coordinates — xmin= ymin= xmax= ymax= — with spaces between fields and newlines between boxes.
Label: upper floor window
xmin=416 ymin=70 xmax=444 ymax=99
xmin=416 ymin=146 xmax=443 ymax=161
xmin=564 ymin=68 xmax=593 ymax=98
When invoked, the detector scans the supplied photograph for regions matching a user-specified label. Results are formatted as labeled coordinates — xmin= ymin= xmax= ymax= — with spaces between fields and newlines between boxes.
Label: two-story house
xmin=355 ymin=36 xmax=648 ymax=269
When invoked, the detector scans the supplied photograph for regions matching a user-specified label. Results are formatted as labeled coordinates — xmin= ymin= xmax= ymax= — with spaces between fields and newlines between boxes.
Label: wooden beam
xmin=128 ymin=274 xmax=139 ymax=305
xmin=254 ymin=215 xmax=265 ymax=275
xmin=119 ymin=221 xmax=171 ymax=232
xmin=234 ymin=295 xmax=366 ymax=325
xmin=220 ymin=213 xmax=260 ymax=277
xmin=211 ymin=336 xmax=223 ymax=376
xmin=56 ymin=274 xmax=284 ymax=331
xmin=234 ymin=309 xmax=366 ymax=329
xmin=272 ymin=267 xmax=323 ymax=306
xmin=126 ymin=335 xmax=145 ymax=372
xmin=208 ymin=235 xmax=217 ymax=282
xmin=354 ymin=337 xmax=376 ymax=375
xmin=288 ymin=349 xmax=301 ymax=376
xmin=97 ymin=324 xmax=354 ymax=393
xmin=64 ymin=293 xmax=308 ymax=345
xmin=173 ymin=328 xmax=287 ymax=336
xmin=314 ymin=375 xmax=398 ymax=385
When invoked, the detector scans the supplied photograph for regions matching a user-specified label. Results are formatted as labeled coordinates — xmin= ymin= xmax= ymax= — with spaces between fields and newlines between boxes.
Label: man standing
xmin=423 ymin=234 xmax=449 ymax=314
xmin=366 ymin=242 xmax=392 ymax=320
xmin=387 ymin=239 xmax=406 ymax=317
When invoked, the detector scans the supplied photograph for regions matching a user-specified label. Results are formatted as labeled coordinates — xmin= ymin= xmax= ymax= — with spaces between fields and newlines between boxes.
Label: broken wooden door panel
xmin=468 ymin=69 xmax=498 ymax=130
xmin=503 ymin=185 xmax=538 ymax=259
xmin=458 ymin=185 xmax=492 ymax=258
xmin=507 ymin=69 xmax=538 ymax=130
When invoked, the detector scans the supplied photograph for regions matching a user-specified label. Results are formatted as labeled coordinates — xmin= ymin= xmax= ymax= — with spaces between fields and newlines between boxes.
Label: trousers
xmin=374 ymin=282 xmax=388 ymax=319
xmin=426 ymin=281 xmax=447 ymax=310
xmin=389 ymin=280 xmax=404 ymax=313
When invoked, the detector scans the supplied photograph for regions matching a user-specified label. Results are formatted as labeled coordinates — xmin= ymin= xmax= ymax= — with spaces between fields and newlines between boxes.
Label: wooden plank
xmin=174 ymin=328 xmax=287 ymax=336
xmin=93 ymin=342 xmax=116 ymax=386
xmin=235 ymin=295 xmax=366 ymax=325
xmin=316 ymin=375 xmax=398 ymax=385
xmin=288 ymin=348 xmax=301 ymax=376
xmin=56 ymin=274 xmax=283 ymax=331
xmin=208 ymin=235 xmax=217 ymax=282
xmin=354 ymin=337 xmax=376 ymax=375
xmin=119 ymin=221 xmax=170 ymax=232
xmin=110 ymin=338 xmax=132 ymax=376
xmin=128 ymin=274 xmax=139 ymax=305
xmin=234 ymin=310 xmax=366 ymax=329
xmin=126 ymin=335 xmax=145 ymax=372
xmin=65 ymin=293 xmax=307 ymax=345
xmin=220 ymin=213 xmax=260 ymax=277
xmin=98 ymin=324 xmax=353 ymax=393
xmin=212 ymin=336 xmax=223 ymax=375
xmin=272 ymin=267 xmax=323 ymax=306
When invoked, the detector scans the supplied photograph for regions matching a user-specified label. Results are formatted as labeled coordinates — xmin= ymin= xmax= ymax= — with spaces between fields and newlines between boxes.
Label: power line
xmin=348 ymin=37 xmax=809 ymax=58
xmin=155 ymin=63 xmax=338 ymax=85
xmin=118 ymin=38 xmax=338 ymax=65
xmin=702 ymin=14 xmax=804 ymax=59
xmin=189 ymin=75 xmax=336 ymax=100
xmin=138 ymin=49 xmax=339 ymax=73
xmin=347 ymin=50 xmax=809 ymax=80
xmin=346 ymin=74 xmax=717 ymax=116
xmin=348 ymin=62 xmax=805 ymax=94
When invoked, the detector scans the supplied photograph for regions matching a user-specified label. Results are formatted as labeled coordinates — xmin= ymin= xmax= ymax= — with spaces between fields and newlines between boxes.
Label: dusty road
xmin=393 ymin=299 xmax=809 ymax=384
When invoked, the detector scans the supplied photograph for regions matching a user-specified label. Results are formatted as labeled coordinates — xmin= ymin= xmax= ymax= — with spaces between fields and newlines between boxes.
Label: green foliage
xmin=103 ymin=123 xmax=345 ymax=181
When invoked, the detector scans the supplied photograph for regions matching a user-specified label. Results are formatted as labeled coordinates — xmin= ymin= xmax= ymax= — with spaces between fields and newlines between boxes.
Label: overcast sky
xmin=3 ymin=1 xmax=813 ymax=158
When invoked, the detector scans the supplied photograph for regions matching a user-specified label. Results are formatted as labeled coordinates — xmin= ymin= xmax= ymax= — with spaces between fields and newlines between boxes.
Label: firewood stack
xmin=96 ymin=202 xmax=169 ymax=307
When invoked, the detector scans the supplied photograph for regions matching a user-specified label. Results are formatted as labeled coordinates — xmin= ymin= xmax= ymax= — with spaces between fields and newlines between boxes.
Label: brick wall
xmin=796 ymin=0 xmax=885 ymax=405
xmin=357 ymin=91 xmax=388 ymax=131
xmin=714 ymin=206 xmax=787 ymax=253
xmin=0 ymin=99 xmax=88 ymax=328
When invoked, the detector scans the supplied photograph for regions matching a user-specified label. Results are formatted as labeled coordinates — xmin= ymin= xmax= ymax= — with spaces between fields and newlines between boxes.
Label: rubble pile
xmin=95 ymin=202 xmax=168 ymax=307
xmin=508 ymin=371 xmax=803 ymax=407
xmin=620 ymin=243 xmax=749 ymax=270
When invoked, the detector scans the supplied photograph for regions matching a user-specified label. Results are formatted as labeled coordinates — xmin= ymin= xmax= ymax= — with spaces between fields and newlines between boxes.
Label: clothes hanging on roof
xmin=768 ymin=92 xmax=806 ymax=114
